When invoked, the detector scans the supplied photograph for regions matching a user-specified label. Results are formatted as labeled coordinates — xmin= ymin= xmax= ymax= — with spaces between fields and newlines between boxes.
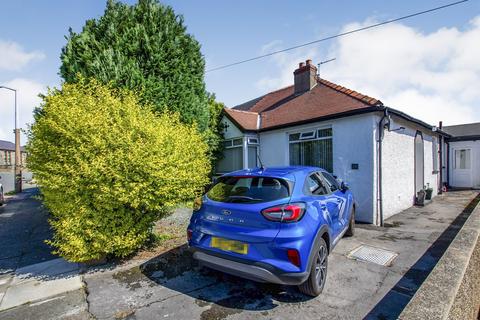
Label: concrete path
xmin=83 ymin=190 xmax=479 ymax=320
xmin=0 ymin=188 xmax=88 ymax=318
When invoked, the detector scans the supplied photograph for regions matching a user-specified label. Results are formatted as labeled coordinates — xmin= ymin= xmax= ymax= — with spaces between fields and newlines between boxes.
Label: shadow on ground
xmin=364 ymin=192 xmax=480 ymax=320
xmin=0 ymin=187 xmax=57 ymax=274
xmin=138 ymin=244 xmax=312 ymax=314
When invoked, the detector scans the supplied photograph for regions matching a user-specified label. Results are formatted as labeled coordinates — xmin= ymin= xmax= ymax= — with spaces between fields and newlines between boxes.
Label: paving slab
xmin=0 ymin=288 xmax=90 ymax=320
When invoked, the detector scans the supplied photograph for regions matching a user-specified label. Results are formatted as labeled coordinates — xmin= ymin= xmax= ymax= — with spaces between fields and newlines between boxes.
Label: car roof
xmin=222 ymin=166 xmax=327 ymax=180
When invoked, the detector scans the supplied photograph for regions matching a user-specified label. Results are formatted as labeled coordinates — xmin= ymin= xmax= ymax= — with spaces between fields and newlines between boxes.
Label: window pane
xmin=306 ymin=174 xmax=328 ymax=195
xmin=232 ymin=138 xmax=243 ymax=146
xmin=318 ymin=128 xmax=332 ymax=138
xmin=207 ymin=176 xmax=290 ymax=203
xmin=455 ymin=149 xmax=471 ymax=169
xmin=289 ymin=138 xmax=333 ymax=172
xmin=223 ymin=140 xmax=232 ymax=147
xmin=321 ymin=172 xmax=339 ymax=192
xmin=248 ymin=146 xmax=257 ymax=168
xmin=300 ymin=131 xmax=315 ymax=140
xmin=289 ymin=133 xmax=300 ymax=141
xmin=216 ymin=147 xmax=243 ymax=173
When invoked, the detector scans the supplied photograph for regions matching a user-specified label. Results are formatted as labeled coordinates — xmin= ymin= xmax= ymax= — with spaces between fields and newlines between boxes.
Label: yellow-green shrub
xmin=27 ymin=79 xmax=210 ymax=262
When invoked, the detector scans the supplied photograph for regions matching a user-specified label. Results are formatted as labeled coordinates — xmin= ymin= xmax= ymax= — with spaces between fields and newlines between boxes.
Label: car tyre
xmin=298 ymin=237 xmax=328 ymax=297
xmin=345 ymin=207 xmax=355 ymax=237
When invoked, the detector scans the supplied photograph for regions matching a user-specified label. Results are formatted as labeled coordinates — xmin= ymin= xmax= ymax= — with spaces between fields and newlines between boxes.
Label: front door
xmin=452 ymin=148 xmax=473 ymax=188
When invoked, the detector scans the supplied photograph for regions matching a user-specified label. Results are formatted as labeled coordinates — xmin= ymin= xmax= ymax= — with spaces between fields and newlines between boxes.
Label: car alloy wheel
xmin=315 ymin=245 xmax=327 ymax=286
xmin=298 ymin=237 xmax=328 ymax=296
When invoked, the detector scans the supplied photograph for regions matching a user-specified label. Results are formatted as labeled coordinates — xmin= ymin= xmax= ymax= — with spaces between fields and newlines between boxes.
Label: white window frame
xmin=289 ymin=127 xmax=332 ymax=143
xmin=288 ymin=126 xmax=333 ymax=171
xmin=299 ymin=131 xmax=316 ymax=140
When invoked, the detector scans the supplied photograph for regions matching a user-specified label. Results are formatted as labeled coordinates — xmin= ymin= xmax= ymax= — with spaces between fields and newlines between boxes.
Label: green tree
xmin=60 ymin=0 xmax=209 ymax=130
xmin=27 ymin=78 xmax=210 ymax=262
xmin=203 ymin=93 xmax=225 ymax=174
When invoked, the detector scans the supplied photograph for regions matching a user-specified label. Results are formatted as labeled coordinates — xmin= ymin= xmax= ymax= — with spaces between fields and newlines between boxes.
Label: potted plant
xmin=425 ymin=183 xmax=433 ymax=200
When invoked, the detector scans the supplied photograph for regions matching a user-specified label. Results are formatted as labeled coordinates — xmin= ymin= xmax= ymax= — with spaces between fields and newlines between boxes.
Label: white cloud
xmin=256 ymin=16 xmax=480 ymax=126
xmin=0 ymin=79 xmax=47 ymax=143
xmin=0 ymin=40 xmax=45 ymax=71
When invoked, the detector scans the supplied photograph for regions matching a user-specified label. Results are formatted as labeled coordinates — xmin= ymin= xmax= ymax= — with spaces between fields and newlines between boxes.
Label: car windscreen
xmin=207 ymin=176 xmax=291 ymax=203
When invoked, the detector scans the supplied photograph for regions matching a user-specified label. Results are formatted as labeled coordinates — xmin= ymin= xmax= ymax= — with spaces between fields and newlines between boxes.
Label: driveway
xmin=84 ymin=190 xmax=480 ymax=320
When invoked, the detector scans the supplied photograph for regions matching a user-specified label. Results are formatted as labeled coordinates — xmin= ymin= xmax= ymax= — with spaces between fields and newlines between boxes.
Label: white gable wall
xmin=221 ymin=116 xmax=244 ymax=140
xmin=379 ymin=115 xmax=440 ymax=220
xmin=259 ymin=113 xmax=378 ymax=223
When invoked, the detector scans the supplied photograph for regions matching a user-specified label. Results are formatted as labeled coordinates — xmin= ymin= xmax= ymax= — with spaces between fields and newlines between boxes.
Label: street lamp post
xmin=0 ymin=86 xmax=22 ymax=193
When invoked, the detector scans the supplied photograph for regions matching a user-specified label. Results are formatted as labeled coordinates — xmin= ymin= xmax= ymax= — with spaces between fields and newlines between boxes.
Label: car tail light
xmin=287 ymin=249 xmax=301 ymax=267
xmin=187 ymin=229 xmax=193 ymax=241
xmin=261 ymin=202 xmax=306 ymax=222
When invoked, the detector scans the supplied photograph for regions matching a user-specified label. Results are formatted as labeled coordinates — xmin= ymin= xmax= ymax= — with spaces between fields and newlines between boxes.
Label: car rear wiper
xmin=226 ymin=195 xmax=263 ymax=203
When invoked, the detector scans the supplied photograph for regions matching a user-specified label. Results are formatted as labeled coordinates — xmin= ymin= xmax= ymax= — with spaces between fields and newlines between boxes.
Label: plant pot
xmin=425 ymin=188 xmax=433 ymax=200
xmin=416 ymin=189 xmax=426 ymax=206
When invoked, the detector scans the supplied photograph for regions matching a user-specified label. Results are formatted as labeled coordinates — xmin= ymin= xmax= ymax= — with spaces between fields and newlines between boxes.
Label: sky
xmin=0 ymin=0 xmax=479 ymax=143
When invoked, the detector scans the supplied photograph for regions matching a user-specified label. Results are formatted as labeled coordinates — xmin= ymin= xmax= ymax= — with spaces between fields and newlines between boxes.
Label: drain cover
xmin=347 ymin=245 xmax=398 ymax=266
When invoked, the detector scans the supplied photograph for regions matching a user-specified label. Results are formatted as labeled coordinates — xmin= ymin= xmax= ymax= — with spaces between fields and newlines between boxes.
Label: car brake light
xmin=287 ymin=249 xmax=301 ymax=267
xmin=261 ymin=202 xmax=306 ymax=222
xmin=187 ymin=229 xmax=193 ymax=241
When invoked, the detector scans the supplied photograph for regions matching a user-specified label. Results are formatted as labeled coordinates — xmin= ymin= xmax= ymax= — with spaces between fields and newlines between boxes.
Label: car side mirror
xmin=341 ymin=181 xmax=349 ymax=192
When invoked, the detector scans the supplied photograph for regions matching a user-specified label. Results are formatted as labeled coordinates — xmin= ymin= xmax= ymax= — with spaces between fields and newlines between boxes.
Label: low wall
xmin=399 ymin=198 xmax=480 ymax=319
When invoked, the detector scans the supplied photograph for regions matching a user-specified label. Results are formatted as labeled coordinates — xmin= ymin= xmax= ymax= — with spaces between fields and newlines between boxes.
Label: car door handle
xmin=336 ymin=198 xmax=343 ymax=203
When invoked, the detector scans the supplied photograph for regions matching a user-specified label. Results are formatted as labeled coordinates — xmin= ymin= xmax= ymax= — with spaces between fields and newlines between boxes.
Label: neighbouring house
xmin=217 ymin=59 xmax=448 ymax=225
xmin=0 ymin=140 xmax=30 ymax=193
xmin=0 ymin=140 xmax=27 ymax=171
xmin=442 ymin=122 xmax=480 ymax=189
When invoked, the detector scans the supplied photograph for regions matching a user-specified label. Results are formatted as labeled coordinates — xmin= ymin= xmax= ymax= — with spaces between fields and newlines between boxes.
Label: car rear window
xmin=207 ymin=176 xmax=291 ymax=203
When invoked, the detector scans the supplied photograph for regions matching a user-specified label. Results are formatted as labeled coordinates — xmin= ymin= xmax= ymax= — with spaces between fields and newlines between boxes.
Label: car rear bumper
xmin=191 ymin=248 xmax=309 ymax=285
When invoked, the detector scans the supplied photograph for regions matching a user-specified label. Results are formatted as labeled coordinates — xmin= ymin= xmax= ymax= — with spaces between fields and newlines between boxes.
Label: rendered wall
xmin=259 ymin=114 xmax=378 ymax=223
xmin=380 ymin=116 xmax=440 ymax=220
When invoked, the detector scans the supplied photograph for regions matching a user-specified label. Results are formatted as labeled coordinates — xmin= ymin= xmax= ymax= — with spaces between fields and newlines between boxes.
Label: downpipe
xmin=377 ymin=109 xmax=390 ymax=227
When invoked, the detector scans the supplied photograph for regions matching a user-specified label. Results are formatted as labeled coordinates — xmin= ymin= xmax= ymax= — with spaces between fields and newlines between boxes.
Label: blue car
xmin=187 ymin=166 xmax=355 ymax=296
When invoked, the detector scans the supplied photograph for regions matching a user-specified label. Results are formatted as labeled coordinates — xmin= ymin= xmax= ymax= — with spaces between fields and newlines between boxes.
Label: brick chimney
xmin=294 ymin=59 xmax=317 ymax=94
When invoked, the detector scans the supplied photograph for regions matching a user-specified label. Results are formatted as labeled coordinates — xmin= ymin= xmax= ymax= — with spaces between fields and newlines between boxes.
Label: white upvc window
xmin=217 ymin=138 xmax=244 ymax=173
xmin=217 ymin=136 xmax=259 ymax=173
xmin=289 ymin=127 xmax=333 ymax=172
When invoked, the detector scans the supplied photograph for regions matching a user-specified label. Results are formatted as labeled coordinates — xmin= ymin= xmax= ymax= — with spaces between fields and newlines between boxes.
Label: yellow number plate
xmin=210 ymin=237 xmax=248 ymax=255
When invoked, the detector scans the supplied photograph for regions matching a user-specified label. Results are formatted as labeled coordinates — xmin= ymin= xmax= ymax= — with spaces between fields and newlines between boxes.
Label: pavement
xmin=0 ymin=188 xmax=478 ymax=320
xmin=0 ymin=188 xmax=89 ymax=319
